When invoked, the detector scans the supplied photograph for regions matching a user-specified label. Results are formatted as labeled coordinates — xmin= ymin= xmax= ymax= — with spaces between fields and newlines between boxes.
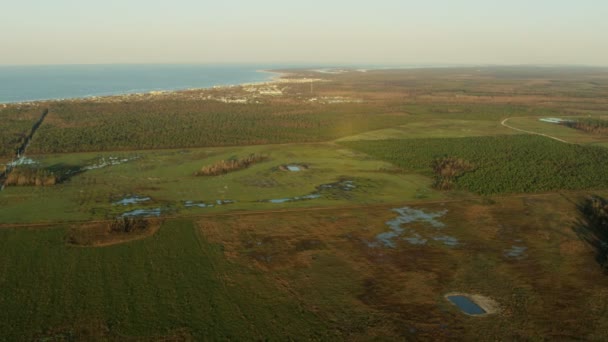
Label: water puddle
xmin=278 ymin=163 xmax=309 ymax=172
xmin=262 ymin=179 xmax=356 ymax=204
xmin=267 ymin=194 xmax=321 ymax=204
xmin=318 ymin=179 xmax=356 ymax=191
xmin=120 ymin=208 xmax=161 ymax=217
xmin=447 ymin=296 xmax=486 ymax=315
xmin=433 ymin=235 xmax=460 ymax=247
xmin=184 ymin=199 xmax=235 ymax=208
xmin=113 ymin=196 xmax=151 ymax=206
xmin=83 ymin=155 xmax=140 ymax=170
xmin=504 ymin=245 xmax=528 ymax=259
xmin=7 ymin=157 xmax=38 ymax=167
xmin=369 ymin=207 xmax=457 ymax=248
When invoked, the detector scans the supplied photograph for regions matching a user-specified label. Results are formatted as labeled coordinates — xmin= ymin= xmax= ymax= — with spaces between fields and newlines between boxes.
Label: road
xmin=501 ymin=117 xmax=569 ymax=143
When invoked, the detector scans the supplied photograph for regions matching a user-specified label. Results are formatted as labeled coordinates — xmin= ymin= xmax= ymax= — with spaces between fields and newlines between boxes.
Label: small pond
xmin=447 ymin=295 xmax=486 ymax=315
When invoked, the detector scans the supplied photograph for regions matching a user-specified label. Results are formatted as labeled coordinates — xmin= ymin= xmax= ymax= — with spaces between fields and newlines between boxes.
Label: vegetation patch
xmin=195 ymin=153 xmax=269 ymax=176
xmin=4 ymin=167 xmax=58 ymax=186
xmin=431 ymin=156 xmax=475 ymax=190
xmin=67 ymin=217 xmax=161 ymax=247
xmin=562 ymin=118 xmax=608 ymax=135
xmin=341 ymin=135 xmax=608 ymax=194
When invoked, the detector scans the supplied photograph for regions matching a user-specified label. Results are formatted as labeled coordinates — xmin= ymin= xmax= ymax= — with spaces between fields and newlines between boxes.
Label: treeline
xmin=341 ymin=135 xmax=608 ymax=194
xmin=25 ymin=100 xmax=409 ymax=153
xmin=575 ymin=196 xmax=608 ymax=271
xmin=196 ymin=154 xmax=268 ymax=176
xmin=562 ymin=118 xmax=608 ymax=135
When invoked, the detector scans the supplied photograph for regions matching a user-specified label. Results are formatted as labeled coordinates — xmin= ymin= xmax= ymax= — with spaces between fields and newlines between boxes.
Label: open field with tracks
xmin=2 ymin=67 xmax=608 ymax=340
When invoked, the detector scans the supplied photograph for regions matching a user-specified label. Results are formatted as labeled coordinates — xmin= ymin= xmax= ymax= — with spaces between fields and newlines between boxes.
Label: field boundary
xmin=0 ymin=190 xmax=593 ymax=229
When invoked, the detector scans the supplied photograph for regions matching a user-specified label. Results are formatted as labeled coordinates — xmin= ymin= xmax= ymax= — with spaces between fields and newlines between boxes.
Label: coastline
xmin=0 ymin=68 xmax=292 ymax=107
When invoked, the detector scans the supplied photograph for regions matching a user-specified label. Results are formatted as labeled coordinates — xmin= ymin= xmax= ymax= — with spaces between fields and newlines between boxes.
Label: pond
xmin=447 ymin=295 xmax=486 ymax=315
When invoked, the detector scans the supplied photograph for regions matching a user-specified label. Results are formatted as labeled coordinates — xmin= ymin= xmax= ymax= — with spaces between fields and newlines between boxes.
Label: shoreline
xmin=0 ymin=69 xmax=294 ymax=107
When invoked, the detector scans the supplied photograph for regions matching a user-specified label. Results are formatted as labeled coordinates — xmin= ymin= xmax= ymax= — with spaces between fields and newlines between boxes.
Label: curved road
xmin=501 ymin=117 xmax=569 ymax=143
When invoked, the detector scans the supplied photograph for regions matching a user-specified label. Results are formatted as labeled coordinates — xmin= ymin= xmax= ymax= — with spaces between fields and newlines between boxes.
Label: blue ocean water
xmin=0 ymin=64 xmax=276 ymax=103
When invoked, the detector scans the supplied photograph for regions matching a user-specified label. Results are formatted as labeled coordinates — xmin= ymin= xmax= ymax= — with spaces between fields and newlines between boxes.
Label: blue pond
xmin=447 ymin=296 xmax=486 ymax=315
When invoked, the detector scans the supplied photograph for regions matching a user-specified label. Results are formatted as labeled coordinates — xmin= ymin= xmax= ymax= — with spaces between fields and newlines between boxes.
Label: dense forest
xmin=341 ymin=135 xmax=608 ymax=194
xmin=25 ymin=101 xmax=409 ymax=153
xmin=0 ymin=106 xmax=44 ymax=160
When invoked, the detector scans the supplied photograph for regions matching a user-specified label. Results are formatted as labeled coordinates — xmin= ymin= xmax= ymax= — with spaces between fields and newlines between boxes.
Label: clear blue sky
xmin=2 ymin=0 xmax=607 ymax=65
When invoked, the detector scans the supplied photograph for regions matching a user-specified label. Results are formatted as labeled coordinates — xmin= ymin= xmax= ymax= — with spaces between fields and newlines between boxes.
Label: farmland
xmin=2 ymin=66 xmax=608 ymax=340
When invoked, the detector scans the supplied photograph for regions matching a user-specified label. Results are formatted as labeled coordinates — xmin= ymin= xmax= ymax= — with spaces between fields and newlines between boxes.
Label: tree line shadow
xmin=573 ymin=195 xmax=608 ymax=272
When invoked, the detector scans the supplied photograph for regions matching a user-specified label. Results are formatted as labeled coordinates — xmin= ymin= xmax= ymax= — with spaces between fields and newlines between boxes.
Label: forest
xmin=0 ymin=106 xmax=43 ymax=160
xmin=24 ymin=100 xmax=409 ymax=153
xmin=341 ymin=135 xmax=608 ymax=194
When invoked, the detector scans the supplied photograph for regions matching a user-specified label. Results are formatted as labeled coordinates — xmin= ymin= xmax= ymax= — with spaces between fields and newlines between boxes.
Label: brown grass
xmin=67 ymin=218 xmax=161 ymax=247
xmin=195 ymin=154 xmax=269 ymax=176
xmin=196 ymin=194 xmax=608 ymax=340
xmin=5 ymin=167 xmax=57 ymax=186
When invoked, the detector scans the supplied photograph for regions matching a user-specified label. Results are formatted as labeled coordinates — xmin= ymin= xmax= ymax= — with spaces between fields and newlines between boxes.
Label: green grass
xmin=0 ymin=143 xmax=441 ymax=224
xmin=505 ymin=116 xmax=608 ymax=144
xmin=0 ymin=219 xmax=337 ymax=340
xmin=338 ymin=118 xmax=518 ymax=141
xmin=341 ymin=135 xmax=608 ymax=194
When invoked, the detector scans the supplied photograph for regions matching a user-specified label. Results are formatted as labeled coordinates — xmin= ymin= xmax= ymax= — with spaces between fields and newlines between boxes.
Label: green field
xmin=0 ymin=143 xmax=441 ymax=224
xmin=0 ymin=219 xmax=341 ymax=340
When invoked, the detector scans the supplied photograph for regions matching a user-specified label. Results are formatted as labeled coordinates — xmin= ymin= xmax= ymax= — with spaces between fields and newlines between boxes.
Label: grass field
xmin=504 ymin=116 xmax=608 ymax=145
xmin=0 ymin=142 xmax=442 ymax=224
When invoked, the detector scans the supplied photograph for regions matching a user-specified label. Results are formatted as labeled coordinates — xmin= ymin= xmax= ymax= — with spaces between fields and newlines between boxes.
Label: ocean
xmin=0 ymin=64 xmax=277 ymax=104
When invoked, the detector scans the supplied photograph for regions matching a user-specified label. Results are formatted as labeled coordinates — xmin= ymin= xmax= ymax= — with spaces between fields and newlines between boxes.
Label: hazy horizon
xmin=2 ymin=0 xmax=607 ymax=66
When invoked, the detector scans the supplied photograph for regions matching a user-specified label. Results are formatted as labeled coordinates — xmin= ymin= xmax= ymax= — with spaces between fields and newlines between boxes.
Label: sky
xmin=1 ymin=0 xmax=607 ymax=66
